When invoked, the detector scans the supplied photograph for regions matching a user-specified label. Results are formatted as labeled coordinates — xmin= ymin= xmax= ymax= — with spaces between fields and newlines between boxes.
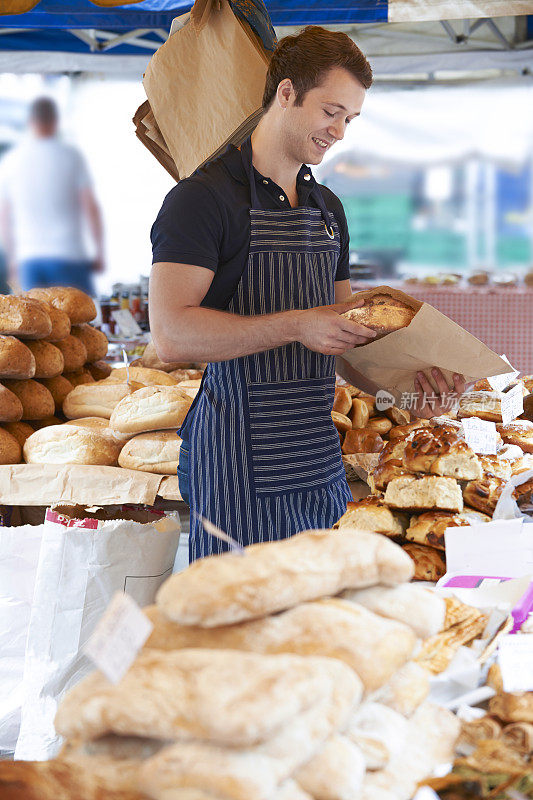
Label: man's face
xmin=281 ymin=67 xmax=366 ymax=166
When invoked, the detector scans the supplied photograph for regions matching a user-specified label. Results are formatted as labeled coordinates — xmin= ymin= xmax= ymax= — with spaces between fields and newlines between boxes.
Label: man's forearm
xmin=153 ymin=306 xmax=301 ymax=363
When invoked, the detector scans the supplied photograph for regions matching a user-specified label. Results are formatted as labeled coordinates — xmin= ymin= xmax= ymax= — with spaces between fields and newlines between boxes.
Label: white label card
xmin=461 ymin=418 xmax=498 ymax=455
xmin=83 ymin=592 xmax=153 ymax=684
xmin=488 ymin=354 xmax=519 ymax=393
xmin=498 ymin=633 xmax=533 ymax=692
xmin=112 ymin=308 xmax=142 ymax=338
xmin=500 ymin=382 xmax=524 ymax=426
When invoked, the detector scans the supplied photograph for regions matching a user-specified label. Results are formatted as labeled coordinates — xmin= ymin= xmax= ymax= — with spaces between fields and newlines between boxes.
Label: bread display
xmin=3 ymin=378 xmax=55 ymax=420
xmin=71 ymin=323 xmax=108 ymax=362
xmin=26 ymin=286 xmax=96 ymax=324
xmin=53 ymin=334 xmax=88 ymax=372
xmin=63 ymin=380 xmax=145 ymax=419
xmin=0 ymin=335 xmax=36 ymax=379
xmin=384 ymin=475 xmax=464 ymax=513
xmin=0 ymin=426 xmax=22 ymax=464
xmin=403 ymin=427 xmax=482 ymax=480
xmin=341 ymin=293 xmax=416 ymax=341
xmin=25 ymin=340 xmax=64 ymax=379
xmin=118 ymin=430 xmax=182 ymax=474
xmin=110 ymin=386 xmax=192 ymax=435
xmin=0 ymin=294 xmax=52 ymax=339
xmin=23 ymin=424 xmax=122 ymax=466
xmin=106 ymin=366 xmax=178 ymax=387
xmin=405 ymin=509 xmax=491 ymax=550
xmin=401 ymin=543 xmax=447 ymax=581
xmin=335 ymin=497 xmax=407 ymax=537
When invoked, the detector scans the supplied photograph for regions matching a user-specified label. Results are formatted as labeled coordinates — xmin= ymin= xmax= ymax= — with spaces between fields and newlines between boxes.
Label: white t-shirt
xmin=0 ymin=135 xmax=92 ymax=261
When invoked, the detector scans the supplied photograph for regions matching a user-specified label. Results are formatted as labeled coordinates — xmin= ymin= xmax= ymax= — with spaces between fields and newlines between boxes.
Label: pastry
xmin=462 ymin=475 xmax=506 ymax=516
xmin=342 ymin=428 xmax=384 ymax=454
xmin=402 ymin=543 xmax=447 ymax=581
xmin=478 ymin=454 xmax=512 ymax=480
xmin=403 ymin=427 xmax=482 ymax=481
xmin=388 ymin=419 xmax=430 ymax=440
xmin=405 ymin=509 xmax=491 ymax=550
xmin=459 ymin=391 xmax=502 ymax=423
xmin=335 ymin=496 xmax=408 ymax=537
xmin=384 ymin=475 xmax=463 ymax=512
xmin=497 ymin=420 xmax=533 ymax=453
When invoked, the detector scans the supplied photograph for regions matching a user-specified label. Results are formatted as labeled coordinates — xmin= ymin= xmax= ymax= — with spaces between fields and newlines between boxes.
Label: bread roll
xmin=106 ymin=366 xmax=178 ymax=386
xmin=341 ymin=293 xmax=416 ymax=341
xmin=44 ymin=305 xmax=71 ymax=342
xmin=63 ymin=380 xmax=145 ymax=420
xmin=71 ymin=323 xmax=108 ymax=363
xmin=26 ymin=286 xmax=96 ymax=324
xmin=38 ymin=375 xmax=73 ymax=412
xmin=25 ymin=340 xmax=64 ymax=379
xmin=388 ymin=419 xmax=429 ymax=441
xmin=157 ymin=529 xmax=414 ymax=627
xmin=331 ymin=410 xmax=351 ymax=434
xmin=168 ymin=368 xmax=204 ymax=382
xmin=63 ymin=368 xmax=95 ymax=387
xmin=23 ymin=424 xmax=122 ymax=466
xmin=333 ymin=386 xmax=352 ymax=416
xmin=366 ymin=416 xmax=393 ymax=436
xmin=385 ymin=406 xmax=410 ymax=425
xmin=65 ymin=417 xmax=132 ymax=444
xmin=54 ymin=334 xmax=87 ymax=372
xmin=2 ymin=420 xmax=35 ymax=448
xmin=87 ymin=360 xmax=112 ymax=381
xmin=0 ymin=295 xmax=52 ymax=339
xmin=351 ymin=398 xmax=370 ymax=429
xmin=342 ymin=429 xmax=384 ymax=454
xmin=118 ymin=430 xmax=182 ymax=474
xmin=402 ymin=543 xmax=447 ymax=581
xmin=0 ymin=427 xmax=21 ymax=464
xmin=3 ymin=379 xmax=55 ymax=420
xmin=110 ymin=386 xmax=192 ymax=434
xmin=0 ymin=335 xmax=36 ymax=380
xmin=384 ymin=475 xmax=463 ymax=513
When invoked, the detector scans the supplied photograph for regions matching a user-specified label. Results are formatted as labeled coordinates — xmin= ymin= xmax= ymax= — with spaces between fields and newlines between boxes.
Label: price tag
xmin=461 ymin=418 xmax=498 ymax=454
xmin=83 ymin=592 xmax=153 ymax=684
xmin=498 ymin=633 xmax=533 ymax=692
xmin=111 ymin=308 xmax=142 ymax=338
xmin=500 ymin=382 xmax=524 ymax=426
xmin=198 ymin=514 xmax=245 ymax=555
xmin=488 ymin=354 xmax=519 ymax=393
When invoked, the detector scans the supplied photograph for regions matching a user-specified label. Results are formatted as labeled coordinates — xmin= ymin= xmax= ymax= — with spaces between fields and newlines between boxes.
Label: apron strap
xmin=240 ymin=136 xmax=262 ymax=210
xmin=311 ymin=184 xmax=336 ymax=239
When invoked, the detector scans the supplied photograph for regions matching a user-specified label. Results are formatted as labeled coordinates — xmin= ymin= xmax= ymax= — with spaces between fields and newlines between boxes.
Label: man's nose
xmin=328 ymin=118 xmax=346 ymax=141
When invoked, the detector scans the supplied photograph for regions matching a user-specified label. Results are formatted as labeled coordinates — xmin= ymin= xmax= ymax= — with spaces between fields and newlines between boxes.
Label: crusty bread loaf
xmin=156 ymin=529 xmax=414 ymax=627
xmin=44 ymin=305 xmax=71 ymax=342
xmin=168 ymin=368 xmax=204 ymax=382
xmin=71 ymin=323 xmax=108 ymax=362
xmin=38 ymin=375 xmax=73 ymax=412
xmin=87 ymin=360 xmax=112 ymax=381
xmin=105 ymin=366 xmax=178 ymax=386
xmin=65 ymin=417 xmax=132 ymax=444
xmin=63 ymin=368 xmax=95 ymax=387
xmin=26 ymin=286 xmax=96 ymax=324
xmin=23 ymin=424 xmax=122 ymax=466
xmin=335 ymin=497 xmax=407 ymax=538
xmin=341 ymin=293 xmax=416 ymax=341
xmin=25 ymin=340 xmax=64 ymax=379
xmin=0 ymin=426 xmax=22 ymax=464
xmin=63 ymin=380 xmax=145 ymax=419
xmin=342 ymin=584 xmax=446 ymax=639
xmin=2 ymin=420 xmax=35 ymax=448
xmin=176 ymin=378 xmax=202 ymax=398
xmin=110 ymin=386 xmax=192 ymax=434
xmin=384 ymin=475 xmax=463 ymax=513
xmin=118 ymin=430 xmax=182 ymax=474
xmin=53 ymin=334 xmax=87 ymax=372
xmin=0 ymin=335 xmax=36 ymax=379
xmin=3 ymin=379 xmax=55 ymax=420
xmin=0 ymin=295 xmax=52 ymax=338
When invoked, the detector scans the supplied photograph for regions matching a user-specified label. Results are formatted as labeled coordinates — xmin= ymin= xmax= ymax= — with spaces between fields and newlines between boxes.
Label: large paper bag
xmin=338 ymin=285 xmax=514 ymax=406
xmin=143 ymin=0 xmax=268 ymax=180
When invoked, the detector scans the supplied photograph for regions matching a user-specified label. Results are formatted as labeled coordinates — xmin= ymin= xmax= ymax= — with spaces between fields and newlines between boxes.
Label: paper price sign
xmin=461 ymin=418 xmax=498 ymax=455
xmin=498 ymin=633 xmax=533 ymax=693
xmin=488 ymin=354 xmax=519 ymax=394
xmin=500 ymin=382 xmax=524 ymax=426
xmin=111 ymin=308 xmax=142 ymax=338
xmin=83 ymin=592 xmax=153 ymax=684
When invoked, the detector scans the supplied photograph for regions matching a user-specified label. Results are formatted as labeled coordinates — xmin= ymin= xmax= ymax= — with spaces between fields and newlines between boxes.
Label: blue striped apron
xmin=181 ymin=138 xmax=351 ymax=560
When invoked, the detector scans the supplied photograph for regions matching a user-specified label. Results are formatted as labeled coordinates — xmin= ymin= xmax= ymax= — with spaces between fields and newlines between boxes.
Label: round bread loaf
xmin=0 ymin=335 xmax=36 ymax=379
xmin=105 ymin=366 xmax=178 ymax=386
xmin=64 ymin=369 xmax=95 ymax=388
xmin=24 ymin=424 xmax=122 ymax=466
xmin=341 ymin=293 xmax=416 ymax=341
xmin=0 ymin=427 xmax=22 ymax=464
xmin=63 ymin=380 xmax=145 ymax=419
xmin=118 ymin=430 xmax=182 ymax=474
xmin=44 ymin=306 xmax=71 ymax=342
xmin=140 ymin=341 xmax=194 ymax=372
xmin=2 ymin=420 xmax=35 ymax=448
xmin=71 ymin=324 xmax=108 ymax=362
xmin=110 ymin=386 xmax=192 ymax=434
xmin=25 ymin=340 xmax=64 ymax=379
xmin=54 ymin=335 xmax=88 ymax=372
xmin=0 ymin=295 xmax=52 ymax=339
xmin=0 ymin=384 xmax=23 ymax=422
xmin=3 ymin=379 xmax=55 ymax=420
xmin=87 ymin=360 xmax=112 ymax=381
xmin=26 ymin=287 xmax=96 ymax=324
xmin=38 ymin=375 xmax=74 ymax=412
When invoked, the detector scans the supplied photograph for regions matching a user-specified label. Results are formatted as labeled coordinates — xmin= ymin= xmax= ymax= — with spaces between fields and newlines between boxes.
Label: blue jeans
xmin=19 ymin=258 xmax=95 ymax=295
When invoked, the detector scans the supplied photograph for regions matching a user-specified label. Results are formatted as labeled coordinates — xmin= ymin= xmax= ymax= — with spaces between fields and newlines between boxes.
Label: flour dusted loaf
xmin=341 ymin=293 xmax=416 ymax=341
xmin=71 ymin=323 xmax=108 ymax=362
xmin=23 ymin=424 xmax=122 ymax=466
xmin=294 ymin=734 xmax=366 ymax=800
xmin=110 ymin=385 xmax=192 ymax=434
xmin=370 ymin=661 xmax=431 ymax=718
xmin=0 ymin=295 xmax=51 ymax=338
xmin=0 ymin=335 xmax=35 ymax=379
xmin=25 ymin=340 xmax=64 ymax=379
xmin=26 ymin=286 xmax=96 ymax=324
xmin=156 ymin=529 xmax=414 ymax=627
xmin=63 ymin=380 xmax=145 ymax=419
xmin=384 ymin=475 xmax=463 ymax=512
xmin=342 ymin=583 xmax=446 ymax=639
xmin=3 ymin=379 xmax=55 ymax=420
xmin=118 ymin=430 xmax=182 ymax=474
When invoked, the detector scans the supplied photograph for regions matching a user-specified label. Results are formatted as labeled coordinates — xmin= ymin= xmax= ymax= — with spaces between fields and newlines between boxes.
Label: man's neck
xmin=251 ymin=121 xmax=301 ymax=201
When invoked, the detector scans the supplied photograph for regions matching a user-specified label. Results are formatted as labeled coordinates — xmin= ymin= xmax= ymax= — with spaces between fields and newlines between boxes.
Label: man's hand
xmin=295 ymin=298 xmax=377 ymax=355
xmin=413 ymin=368 xmax=466 ymax=419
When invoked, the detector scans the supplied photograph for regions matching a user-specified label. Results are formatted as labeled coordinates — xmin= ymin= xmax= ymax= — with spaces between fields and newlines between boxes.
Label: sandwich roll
xmin=65 ymin=416 xmax=132 ymax=444
xmin=54 ymin=334 xmax=88 ymax=372
xmin=71 ymin=323 xmax=108 ymax=363
xmin=110 ymin=386 xmax=192 ymax=434
xmin=26 ymin=286 xmax=96 ymax=324
xmin=44 ymin=305 xmax=71 ymax=342
xmin=38 ymin=375 xmax=73 ymax=412
xmin=2 ymin=420 xmax=34 ymax=448
xmin=63 ymin=380 xmax=145 ymax=420
xmin=0 ymin=427 xmax=22 ymax=464
xmin=0 ymin=335 xmax=36 ymax=379
xmin=118 ymin=430 xmax=182 ymax=474
xmin=3 ymin=379 xmax=55 ymax=420
xmin=0 ymin=295 xmax=52 ymax=338
xmin=25 ymin=340 xmax=64 ymax=379
xmin=24 ymin=424 xmax=122 ymax=466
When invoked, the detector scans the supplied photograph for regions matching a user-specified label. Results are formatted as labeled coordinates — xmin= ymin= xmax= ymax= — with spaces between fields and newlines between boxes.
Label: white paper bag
xmin=14 ymin=507 xmax=180 ymax=761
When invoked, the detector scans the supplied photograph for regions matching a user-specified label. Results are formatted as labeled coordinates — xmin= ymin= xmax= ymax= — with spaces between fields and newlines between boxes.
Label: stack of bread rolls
xmin=0 ymin=528 xmax=460 ymax=800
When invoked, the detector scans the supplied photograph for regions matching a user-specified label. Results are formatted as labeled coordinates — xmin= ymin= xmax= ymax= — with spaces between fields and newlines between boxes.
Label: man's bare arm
xmin=80 ymin=188 xmax=105 ymax=273
xmin=149 ymin=263 xmax=376 ymax=363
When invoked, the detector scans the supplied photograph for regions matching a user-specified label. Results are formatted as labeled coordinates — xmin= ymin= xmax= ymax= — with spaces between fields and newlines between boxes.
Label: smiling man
xmin=150 ymin=26 xmax=462 ymax=561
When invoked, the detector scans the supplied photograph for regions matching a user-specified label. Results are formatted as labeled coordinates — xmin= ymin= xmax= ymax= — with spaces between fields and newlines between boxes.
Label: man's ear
xmin=276 ymin=78 xmax=294 ymax=110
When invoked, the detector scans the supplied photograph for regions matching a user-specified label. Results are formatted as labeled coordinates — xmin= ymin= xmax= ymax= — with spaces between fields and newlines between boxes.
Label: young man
xmin=150 ymin=26 xmax=465 ymax=560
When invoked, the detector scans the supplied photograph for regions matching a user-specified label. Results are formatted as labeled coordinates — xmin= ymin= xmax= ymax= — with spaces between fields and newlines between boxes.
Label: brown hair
xmin=262 ymin=26 xmax=373 ymax=110
xmin=30 ymin=97 xmax=58 ymax=126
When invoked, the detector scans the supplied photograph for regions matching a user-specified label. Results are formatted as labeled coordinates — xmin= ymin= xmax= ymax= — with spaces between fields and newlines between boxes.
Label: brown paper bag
xmin=338 ymin=285 xmax=514 ymax=406
xmin=143 ymin=0 xmax=269 ymax=181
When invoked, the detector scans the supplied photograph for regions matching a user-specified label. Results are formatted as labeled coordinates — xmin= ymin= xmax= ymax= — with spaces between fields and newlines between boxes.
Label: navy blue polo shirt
xmin=151 ymin=144 xmax=350 ymax=311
